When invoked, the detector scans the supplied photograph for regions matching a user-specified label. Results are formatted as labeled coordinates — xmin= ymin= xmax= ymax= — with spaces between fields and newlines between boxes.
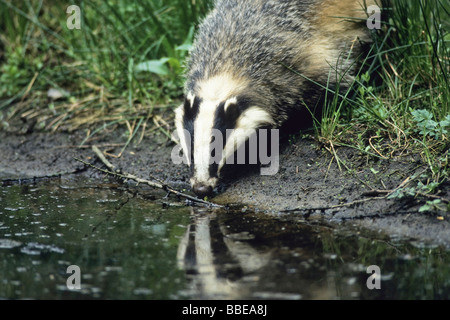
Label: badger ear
xmin=223 ymin=97 xmax=239 ymax=120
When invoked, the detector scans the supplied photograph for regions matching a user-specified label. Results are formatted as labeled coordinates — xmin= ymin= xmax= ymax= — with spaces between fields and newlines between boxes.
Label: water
xmin=0 ymin=178 xmax=189 ymax=299
xmin=0 ymin=177 xmax=449 ymax=299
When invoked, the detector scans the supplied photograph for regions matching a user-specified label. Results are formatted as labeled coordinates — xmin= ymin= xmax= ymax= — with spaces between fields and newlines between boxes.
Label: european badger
xmin=175 ymin=0 xmax=376 ymax=198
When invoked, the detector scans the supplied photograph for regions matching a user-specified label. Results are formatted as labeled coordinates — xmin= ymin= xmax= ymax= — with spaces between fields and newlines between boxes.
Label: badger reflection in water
xmin=177 ymin=207 xmax=273 ymax=300
xmin=176 ymin=207 xmax=389 ymax=300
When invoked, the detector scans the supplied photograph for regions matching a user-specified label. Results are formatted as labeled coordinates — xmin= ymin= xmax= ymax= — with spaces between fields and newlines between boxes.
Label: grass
xmin=0 ymin=0 xmax=448 ymax=208
xmin=0 ymin=0 xmax=211 ymax=133
xmin=316 ymin=0 xmax=449 ymax=210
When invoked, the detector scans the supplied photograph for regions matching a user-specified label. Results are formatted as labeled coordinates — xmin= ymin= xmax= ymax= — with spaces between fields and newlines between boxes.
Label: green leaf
xmin=440 ymin=115 xmax=450 ymax=128
xmin=419 ymin=204 xmax=431 ymax=212
xmin=176 ymin=43 xmax=192 ymax=52
xmin=135 ymin=58 xmax=170 ymax=76
xmin=412 ymin=109 xmax=433 ymax=122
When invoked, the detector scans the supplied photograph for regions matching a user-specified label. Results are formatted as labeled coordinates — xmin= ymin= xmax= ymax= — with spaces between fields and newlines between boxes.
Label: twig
xmin=415 ymin=192 xmax=450 ymax=204
xmin=75 ymin=146 xmax=223 ymax=208
xmin=369 ymin=135 xmax=389 ymax=160
xmin=21 ymin=72 xmax=39 ymax=103
xmin=92 ymin=145 xmax=169 ymax=188
xmin=92 ymin=145 xmax=115 ymax=170
xmin=53 ymin=143 xmax=125 ymax=149
xmin=327 ymin=175 xmax=414 ymax=209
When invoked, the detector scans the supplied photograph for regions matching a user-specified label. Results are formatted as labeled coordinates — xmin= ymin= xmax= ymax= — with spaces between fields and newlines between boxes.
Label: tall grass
xmin=318 ymin=0 xmax=449 ymax=198
xmin=0 ymin=0 xmax=211 ymax=131
xmin=374 ymin=0 xmax=449 ymax=118
xmin=320 ymin=0 xmax=449 ymax=130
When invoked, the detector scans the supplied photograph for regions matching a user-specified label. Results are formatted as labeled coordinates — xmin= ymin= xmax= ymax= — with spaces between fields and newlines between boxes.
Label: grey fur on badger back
xmin=175 ymin=0 xmax=376 ymax=197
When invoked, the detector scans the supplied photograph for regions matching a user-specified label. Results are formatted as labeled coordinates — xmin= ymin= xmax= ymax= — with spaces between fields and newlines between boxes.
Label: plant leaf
xmin=176 ymin=43 xmax=192 ymax=52
xmin=135 ymin=58 xmax=170 ymax=76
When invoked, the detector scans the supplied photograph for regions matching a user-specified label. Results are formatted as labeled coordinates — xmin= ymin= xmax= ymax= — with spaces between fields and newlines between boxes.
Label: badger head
xmin=174 ymin=91 xmax=275 ymax=198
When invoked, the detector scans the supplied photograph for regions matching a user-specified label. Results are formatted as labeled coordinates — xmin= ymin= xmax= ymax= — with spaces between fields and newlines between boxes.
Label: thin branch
xmin=75 ymin=146 xmax=223 ymax=208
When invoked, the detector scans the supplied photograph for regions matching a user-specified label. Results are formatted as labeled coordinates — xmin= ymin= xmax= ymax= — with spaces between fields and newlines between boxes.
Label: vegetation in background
xmin=0 ymin=0 xmax=448 ymax=209
xmin=0 ymin=0 xmax=211 ymax=134
xmin=316 ymin=0 xmax=449 ymax=211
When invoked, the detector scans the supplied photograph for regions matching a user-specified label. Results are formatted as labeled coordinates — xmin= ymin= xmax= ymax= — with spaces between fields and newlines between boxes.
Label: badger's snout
xmin=192 ymin=184 xmax=214 ymax=198
xmin=190 ymin=176 xmax=219 ymax=198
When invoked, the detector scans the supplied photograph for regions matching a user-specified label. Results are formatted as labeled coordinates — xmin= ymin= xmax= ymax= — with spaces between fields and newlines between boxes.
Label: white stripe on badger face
xmin=192 ymin=72 xmax=251 ymax=187
xmin=198 ymin=73 xmax=250 ymax=103
xmin=193 ymin=99 xmax=218 ymax=184
xmin=174 ymin=92 xmax=196 ymax=166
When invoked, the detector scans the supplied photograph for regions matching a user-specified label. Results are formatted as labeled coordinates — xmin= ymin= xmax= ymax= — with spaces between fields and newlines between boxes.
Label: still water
xmin=0 ymin=177 xmax=449 ymax=299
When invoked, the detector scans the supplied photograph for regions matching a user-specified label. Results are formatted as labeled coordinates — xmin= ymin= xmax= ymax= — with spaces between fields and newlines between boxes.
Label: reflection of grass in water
xmin=320 ymin=229 xmax=450 ymax=299
xmin=0 ymin=182 xmax=190 ymax=299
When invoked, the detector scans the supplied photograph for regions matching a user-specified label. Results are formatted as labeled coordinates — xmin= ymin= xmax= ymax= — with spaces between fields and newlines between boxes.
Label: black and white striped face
xmin=174 ymin=92 xmax=274 ymax=198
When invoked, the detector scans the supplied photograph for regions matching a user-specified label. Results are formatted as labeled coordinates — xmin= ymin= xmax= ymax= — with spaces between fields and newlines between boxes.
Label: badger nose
xmin=193 ymin=184 xmax=214 ymax=198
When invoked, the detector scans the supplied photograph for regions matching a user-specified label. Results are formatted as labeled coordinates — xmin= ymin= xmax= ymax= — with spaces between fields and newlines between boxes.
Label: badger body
xmin=175 ymin=0 xmax=375 ymax=197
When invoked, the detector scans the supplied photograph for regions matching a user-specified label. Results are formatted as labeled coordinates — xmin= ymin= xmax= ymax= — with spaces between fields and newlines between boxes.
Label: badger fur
xmin=175 ymin=0 xmax=376 ymax=198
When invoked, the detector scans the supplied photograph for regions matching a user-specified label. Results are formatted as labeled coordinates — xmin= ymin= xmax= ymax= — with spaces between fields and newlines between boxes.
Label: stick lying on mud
xmin=75 ymin=146 xmax=223 ymax=208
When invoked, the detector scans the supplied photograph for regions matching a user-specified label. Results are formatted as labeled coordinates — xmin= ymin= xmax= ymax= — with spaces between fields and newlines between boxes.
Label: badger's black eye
xmin=214 ymin=99 xmax=238 ymax=133
xmin=213 ymin=96 xmax=251 ymax=134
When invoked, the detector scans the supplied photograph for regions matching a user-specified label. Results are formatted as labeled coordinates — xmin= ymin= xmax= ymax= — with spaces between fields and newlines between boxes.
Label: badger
xmin=175 ymin=0 xmax=377 ymax=198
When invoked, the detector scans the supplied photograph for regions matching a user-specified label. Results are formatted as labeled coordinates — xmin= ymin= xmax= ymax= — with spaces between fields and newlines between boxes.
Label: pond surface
xmin=0 ymin=177 xmax=449 ymax=300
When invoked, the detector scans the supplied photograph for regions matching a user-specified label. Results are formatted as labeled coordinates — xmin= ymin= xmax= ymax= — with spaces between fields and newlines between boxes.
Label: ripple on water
xmin=19 ymin=242 xmax=65 ymax=255
xmin=0 ymin=239 xmax=22 ymax=249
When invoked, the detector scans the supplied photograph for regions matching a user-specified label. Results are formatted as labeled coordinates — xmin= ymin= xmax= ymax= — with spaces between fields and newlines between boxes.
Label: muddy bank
xmin=0 ymin=129 xmax=449 ymax=248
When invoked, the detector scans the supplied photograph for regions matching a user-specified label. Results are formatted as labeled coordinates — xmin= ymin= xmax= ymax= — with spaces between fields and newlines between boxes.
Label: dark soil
xmin=0 ymin=126 xmax=449 ymax=248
